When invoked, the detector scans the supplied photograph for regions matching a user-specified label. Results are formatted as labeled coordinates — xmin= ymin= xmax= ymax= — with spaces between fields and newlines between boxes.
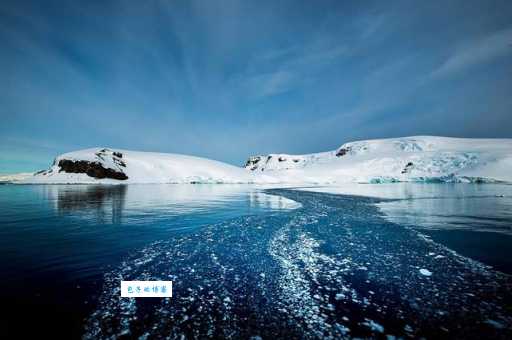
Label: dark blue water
xmin=376 ymin=185 xmax=512 ymax=274
xmin=0 ymin=184 xmax=511 ymax=339
xmin=0 ymin=184 xmax=298 ymax=338
xmin=304 ymin=183 xmax=512 ymax=274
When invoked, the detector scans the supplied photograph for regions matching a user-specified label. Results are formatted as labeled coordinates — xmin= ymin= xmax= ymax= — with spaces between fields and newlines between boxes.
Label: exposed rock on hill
xmin=58 ymin=159 xmax=128 ymax=180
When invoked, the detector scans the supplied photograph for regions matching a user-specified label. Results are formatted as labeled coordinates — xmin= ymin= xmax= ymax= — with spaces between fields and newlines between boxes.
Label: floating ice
xmin=361 ymin=319 xmax=385 ymax=333
xmin=83 ymin=189 xmax=512 ymax=339
xmin=419 ymin=268 xmax=432 ymax=276
xmin=485 ymin=319 xmax=505 ymax=329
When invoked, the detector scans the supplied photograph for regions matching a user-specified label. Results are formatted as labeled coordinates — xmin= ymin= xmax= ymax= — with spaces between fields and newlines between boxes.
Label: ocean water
xmin=0 ymin=184 xmax=511 ymax=339
xmin=0 ymin=184 xmax=299 ymax=338
xmin=302 ymin=183 xmax=512 ymax=273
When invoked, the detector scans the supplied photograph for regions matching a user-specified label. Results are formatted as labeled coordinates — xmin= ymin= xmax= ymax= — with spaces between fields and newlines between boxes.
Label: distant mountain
xmin=17 ymin=136 xmax=512 ymax=184
xmin=0 ymin=172 xmax=34 ymax=183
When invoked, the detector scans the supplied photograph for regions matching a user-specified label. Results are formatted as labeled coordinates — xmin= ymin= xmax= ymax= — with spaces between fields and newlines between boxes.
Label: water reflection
xmin=299 ymin=183 xmax=512 ymax=235
xmin=378 ymin=193 xmax=512 ymax=235
xmin=41 ymin=184 xmax=300 ymax=225
xmin=300 ymin=183 xmax=512 ymax=200
xmin=0 ymin=184 xmax=301 ymax=287
xmin=55 ymin=185 xmax=127 ymax=224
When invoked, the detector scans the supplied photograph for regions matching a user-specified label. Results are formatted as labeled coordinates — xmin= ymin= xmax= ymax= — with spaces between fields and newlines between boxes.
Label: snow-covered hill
xmin=17 ymin=136 xmax=512 ymax=184
xmin=21 ymin=148 xmax=253 ymax=184
xmin=245 ymin=136 xmax=512 ymax=184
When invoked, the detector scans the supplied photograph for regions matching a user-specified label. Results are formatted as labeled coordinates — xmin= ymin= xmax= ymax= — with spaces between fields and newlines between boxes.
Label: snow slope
xmin=245 ymin=136 xmax=512 ymax=184
xmin=18 ymin=136 xmax=512 ymax=184
xmin=21 ymin=148 xmax=254 ymax=184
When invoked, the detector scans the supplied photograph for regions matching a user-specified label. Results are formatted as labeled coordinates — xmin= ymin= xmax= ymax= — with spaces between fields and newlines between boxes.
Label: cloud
xmin=431 ymin=27 xmax=512 ymax=78
xmin=245 ymin=70 xmax=296 ymax=98
xmin=237 ymin=39 xmax=350 ymax=100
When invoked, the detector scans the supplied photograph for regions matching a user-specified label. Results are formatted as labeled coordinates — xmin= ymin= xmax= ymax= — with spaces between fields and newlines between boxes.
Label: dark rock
xmin=336 ymin=147 xmax=351 ymax=157
xmin=113 ymin=152 xmax=123 ymax=158
xmin=114 ymin=158 xmax=126 ymax=167
xmin=57 ymin=159 xmax=128 ymax=180
xmin=278 ymin=157 xmax=286 ymax=162
xmin=401 ymin=162 xmax=414 ymax=174
xmin=245 ymin=156 xmax=262 ymax=171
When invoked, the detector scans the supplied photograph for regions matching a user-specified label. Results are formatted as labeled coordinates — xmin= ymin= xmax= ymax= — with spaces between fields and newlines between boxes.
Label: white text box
xmin=121 ymin=281 xmax=173 ymax=297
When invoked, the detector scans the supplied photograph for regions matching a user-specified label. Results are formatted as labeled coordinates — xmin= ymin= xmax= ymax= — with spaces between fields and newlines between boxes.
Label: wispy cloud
xmin=431 ymin=27 xmax=512 ymax=78
xmin=244 ymin=70 xmax=296 ymax=98
xmin=235 ymin=39 xmax=350 ymax=99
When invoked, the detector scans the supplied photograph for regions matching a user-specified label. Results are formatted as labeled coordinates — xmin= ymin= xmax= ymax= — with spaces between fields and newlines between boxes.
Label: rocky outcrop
xmin=95 ymin=149 xmax=126 ymax=167
xmin=245 ymin=156 xmax=263 ymax=171
xmin=58 ymin=159 xmax=128 ymax=180
xmin=401 ymin=161 xmax=414 ymax=174
xmin=335 ymin=146 xmax=351 ymax=157
xmin=244 ymin=153 xmax=311 ymax=172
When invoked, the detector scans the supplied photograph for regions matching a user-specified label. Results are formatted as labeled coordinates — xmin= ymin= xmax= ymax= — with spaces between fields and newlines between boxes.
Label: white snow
xmin=18 ymin=136 xmax=512 ymax=184
xmin=0 ymin=172 xmax=34 ymax=183
xmin=245 ymin=136 xmax=512 ymax=184
xmin=21 ymin=148 xmax=254 ymax=184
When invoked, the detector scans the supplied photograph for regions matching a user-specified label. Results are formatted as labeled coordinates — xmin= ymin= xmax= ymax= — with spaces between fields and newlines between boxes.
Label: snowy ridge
xmin=18 ymin=136 xmax=512 ymax=184
xmin=245 ymin=136 xmax=512 ymax=184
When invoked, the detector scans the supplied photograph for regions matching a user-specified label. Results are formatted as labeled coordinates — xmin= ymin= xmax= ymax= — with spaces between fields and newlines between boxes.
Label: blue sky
xmin=1 ymin=0 xmax=511 ymax=173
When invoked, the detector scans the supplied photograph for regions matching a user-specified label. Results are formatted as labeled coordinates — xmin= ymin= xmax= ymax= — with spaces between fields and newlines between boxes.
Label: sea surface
xmin=0 ymin=183 xmax=510 ymax=339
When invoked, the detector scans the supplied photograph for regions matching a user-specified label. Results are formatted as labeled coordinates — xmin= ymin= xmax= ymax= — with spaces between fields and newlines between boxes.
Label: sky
xmin=1 ymin=0 xmax=511 ymax=173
